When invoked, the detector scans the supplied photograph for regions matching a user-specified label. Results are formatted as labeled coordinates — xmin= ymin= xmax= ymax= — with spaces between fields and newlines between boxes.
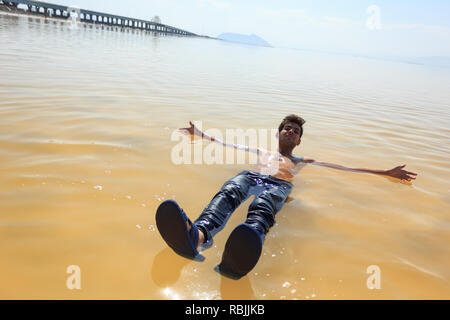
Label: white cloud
xmin=322 ymin=16 xmax=351 ymax=24
xmin=256 ymin=9 xmax=363 ymax=30
xmin=196 ymin=0 xmax=232 ymax=10
xmin=256 ymin=8 xmax=314 ymax=24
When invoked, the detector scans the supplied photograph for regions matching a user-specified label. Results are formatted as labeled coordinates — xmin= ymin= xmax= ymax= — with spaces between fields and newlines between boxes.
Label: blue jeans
xmin=194 ymin=170 xmax=293 ymax=246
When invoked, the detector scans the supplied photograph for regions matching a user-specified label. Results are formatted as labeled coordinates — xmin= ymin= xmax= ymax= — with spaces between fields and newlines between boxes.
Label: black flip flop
xmin=217 ymin=224 xmax=263 ymax=279
xmin=156 ymin=200 xmax=200 ymax=259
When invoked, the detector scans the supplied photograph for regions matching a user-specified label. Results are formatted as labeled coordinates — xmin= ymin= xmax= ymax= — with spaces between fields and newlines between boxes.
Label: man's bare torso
xmin=252 ymin=151 xmax=303 ymax=183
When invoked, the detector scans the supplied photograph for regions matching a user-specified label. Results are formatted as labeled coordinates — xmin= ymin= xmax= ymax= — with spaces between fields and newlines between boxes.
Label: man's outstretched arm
xmin=178 ymin=121 xmax=265 ymax=155
xmin=301 ymin=159 xmax=417 ymax=181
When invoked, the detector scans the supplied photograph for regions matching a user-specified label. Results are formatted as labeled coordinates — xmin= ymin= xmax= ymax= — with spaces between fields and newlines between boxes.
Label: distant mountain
xmin=217 ymin=33 xmax=271 ymax=47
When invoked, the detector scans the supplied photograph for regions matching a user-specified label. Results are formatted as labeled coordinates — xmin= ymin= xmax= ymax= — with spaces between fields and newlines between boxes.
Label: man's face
xmin=279 ymin=121 xmax=302 ymax=147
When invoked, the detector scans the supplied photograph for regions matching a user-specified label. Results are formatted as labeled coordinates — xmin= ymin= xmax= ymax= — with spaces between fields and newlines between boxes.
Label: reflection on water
xmin=151 ymin=248 xmax=255 ymax=300
xmin=152 ymin=248 xmax=191 ymax=288
xmin=221 ymin=276 xmax=255 ymax=300
xmin=0 ymin=13 xmax=449 ymax=299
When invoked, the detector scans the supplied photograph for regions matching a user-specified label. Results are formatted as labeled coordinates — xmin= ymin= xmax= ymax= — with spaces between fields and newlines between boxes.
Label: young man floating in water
xmin=155 ymin=114 xmax=417 ymax=279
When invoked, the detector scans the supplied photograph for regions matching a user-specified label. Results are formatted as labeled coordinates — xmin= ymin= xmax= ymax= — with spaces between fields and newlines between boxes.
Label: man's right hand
xmin=178 ymin=121 xmax=204 ymax=138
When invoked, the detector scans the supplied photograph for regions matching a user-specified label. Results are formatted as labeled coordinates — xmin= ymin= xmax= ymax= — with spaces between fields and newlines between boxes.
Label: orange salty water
xmin=0 ymin=14 xmax=449 ymax=299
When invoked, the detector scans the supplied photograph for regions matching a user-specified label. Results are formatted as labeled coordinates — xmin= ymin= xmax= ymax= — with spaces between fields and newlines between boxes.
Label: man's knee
xmin=247 ymin=190 xmax=287 ymax=231
xmin=220 ymin=180 xmax=248 ymax=201
xmin=249 ymin=192 xmax=278 ymax=213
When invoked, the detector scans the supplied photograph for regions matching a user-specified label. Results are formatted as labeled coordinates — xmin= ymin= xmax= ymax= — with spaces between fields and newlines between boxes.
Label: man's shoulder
xmin=289 ymin=155 xmax=304 ymax=164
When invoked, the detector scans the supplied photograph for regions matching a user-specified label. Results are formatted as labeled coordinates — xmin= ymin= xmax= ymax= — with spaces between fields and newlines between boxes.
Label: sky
xmin=42 ymin=0 xmax=450 ymax=58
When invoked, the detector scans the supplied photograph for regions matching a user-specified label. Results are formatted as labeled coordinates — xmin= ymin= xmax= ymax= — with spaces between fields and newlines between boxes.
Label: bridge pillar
xmin=0 ymin=1 xmax=196 ymax=36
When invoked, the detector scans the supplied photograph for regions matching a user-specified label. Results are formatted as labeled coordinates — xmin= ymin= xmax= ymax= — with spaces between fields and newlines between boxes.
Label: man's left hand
xmin=384 ymin=165 xmax=417 ymax=181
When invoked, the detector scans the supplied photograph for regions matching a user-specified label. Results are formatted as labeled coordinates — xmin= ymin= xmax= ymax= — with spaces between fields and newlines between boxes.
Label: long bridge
xmin=0 ymin=0 xmax=198 ymax=36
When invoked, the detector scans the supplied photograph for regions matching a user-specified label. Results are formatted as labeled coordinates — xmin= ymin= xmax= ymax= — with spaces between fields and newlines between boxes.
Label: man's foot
xmin=216 ymin=224 xmax=263 ymax=280
xmin=156 ymin=200 xmax=201 ymax=259
xmin=186 ymin=220 xmax=205 ymax=249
